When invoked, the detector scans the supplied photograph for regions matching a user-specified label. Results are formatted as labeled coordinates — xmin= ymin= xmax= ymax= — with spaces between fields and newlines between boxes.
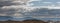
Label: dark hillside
xmin=0 ymin=19 xmax=48 ymax=23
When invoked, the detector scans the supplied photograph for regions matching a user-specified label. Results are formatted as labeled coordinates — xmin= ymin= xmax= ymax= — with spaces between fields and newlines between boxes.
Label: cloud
xmin=0 ymin=0 xmax=26 ymax=7
xmin=1 ymin=5 xmax=58 ymax=18
xmin=0 ymin=7 xmax=16 ymax=16
xmin=0 ymin=0 xmax=34 ymax=8
xmin=27 ymin=0 xmax=42 ymax=6
xmin=36 ymin=5 xmax=60 ymax=9
xmin=0 ymin=1 xmax=14 ymax=7
xmin=0 ymin=0 xmax=58 ymax=19
xmin=1 ymin=5 xmax=36 ymax=17
xmin=0 ymin=0 xmax=9 ymax=2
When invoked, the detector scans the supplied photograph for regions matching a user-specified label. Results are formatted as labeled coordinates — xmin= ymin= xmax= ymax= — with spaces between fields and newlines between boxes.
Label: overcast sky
xmin=0 ymin=0 xmax=59 ymax=17
xmin=0 ymin=0 xmax=60 ymax=21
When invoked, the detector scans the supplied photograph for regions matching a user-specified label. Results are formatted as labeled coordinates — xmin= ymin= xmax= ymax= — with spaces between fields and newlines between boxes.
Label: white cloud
xmin=11 ymin=0 xmax=25 ymax=4
xmin=11 ymin=0 xmax=30 ymax=3
xmin=2 ymin=5 xmax=36 ymax=11
xmin=34 ymin=5 xmax=60 ymax=9
xmin=1 ymin=5 xmax=37 ymax=16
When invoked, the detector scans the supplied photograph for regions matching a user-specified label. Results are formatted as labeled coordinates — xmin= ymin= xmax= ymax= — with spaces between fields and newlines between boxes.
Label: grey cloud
xmin=0 ymin=7 xmax=58 ymax=18
xmin=0 ymin=8 xmax=16 ymax=16
xmin=0 ymin=1 xmax=14 ymax=7
xmin=0 ymin=1 xmax=26 ymax=7
xmin=0 ymin=0 xmax=9 ymax=2
xmin=22 ymin=8 xmax=59 ymax=18
xmin=0 ymin=0 xmax=58 ymax=18
xmin=5 ymin=9 xmax=16 ymax=16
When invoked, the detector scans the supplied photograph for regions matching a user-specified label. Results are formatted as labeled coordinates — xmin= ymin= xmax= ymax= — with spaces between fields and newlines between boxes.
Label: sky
xmin=28 ymin=0 xmax=60 ymax=9
xmin=0 ymin=0 xmax=60 ymax=21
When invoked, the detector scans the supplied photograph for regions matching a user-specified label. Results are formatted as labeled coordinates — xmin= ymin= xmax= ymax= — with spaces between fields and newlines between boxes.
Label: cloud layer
xmin=0 ymin=0 xmax=59 ymax=19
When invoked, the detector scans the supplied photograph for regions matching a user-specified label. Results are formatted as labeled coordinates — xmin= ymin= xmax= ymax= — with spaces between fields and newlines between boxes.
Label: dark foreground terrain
xmin=0 ymin=19 xmax=48 ymax=23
